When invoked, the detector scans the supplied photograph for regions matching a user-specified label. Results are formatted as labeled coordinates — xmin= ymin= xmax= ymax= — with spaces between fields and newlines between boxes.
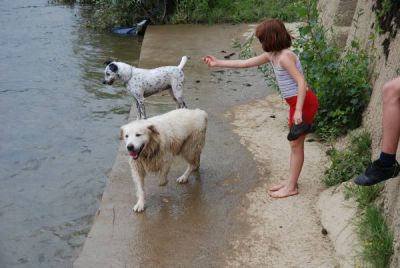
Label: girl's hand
xmin=203 ymin=55 xmax=219 ymax=67
xmin=293 ymin=110 xmax=303 ymax=125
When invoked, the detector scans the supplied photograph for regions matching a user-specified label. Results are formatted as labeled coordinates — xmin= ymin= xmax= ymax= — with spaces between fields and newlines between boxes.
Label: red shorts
xmin=285 ymin=89 xmax=319 ymax=128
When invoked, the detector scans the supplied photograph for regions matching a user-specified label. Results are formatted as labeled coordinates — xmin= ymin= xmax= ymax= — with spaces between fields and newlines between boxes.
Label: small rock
xmin=321 ymin=228 xmax=328 ymax=235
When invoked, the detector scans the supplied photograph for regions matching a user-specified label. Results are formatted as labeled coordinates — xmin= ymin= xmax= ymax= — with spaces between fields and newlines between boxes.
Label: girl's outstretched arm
xmin=203 ymin=53 xmax=270 ymax=68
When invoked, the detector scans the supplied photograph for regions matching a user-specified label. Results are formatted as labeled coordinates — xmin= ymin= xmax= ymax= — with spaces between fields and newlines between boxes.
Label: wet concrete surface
xmin=75 ymin=24 xmax=272 ymax=267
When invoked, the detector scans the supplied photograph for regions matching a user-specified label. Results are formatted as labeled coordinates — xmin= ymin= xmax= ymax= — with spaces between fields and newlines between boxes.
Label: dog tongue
xmin=129 ymin=151 xmax=138 ymax=158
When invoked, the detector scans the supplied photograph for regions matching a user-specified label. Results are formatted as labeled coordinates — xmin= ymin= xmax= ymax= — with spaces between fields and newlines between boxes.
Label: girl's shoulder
xmin=275 ymin=50 xmax=296 ymax=67
xmin=279 ymin=49 xmax=298 ymax=61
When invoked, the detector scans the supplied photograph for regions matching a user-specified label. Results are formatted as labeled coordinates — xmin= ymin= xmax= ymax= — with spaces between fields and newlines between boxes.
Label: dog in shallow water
xmin=103 ymin=56 xmax=188 ymax=119
xmin=120 ymin=108 xmax=208 ymax=212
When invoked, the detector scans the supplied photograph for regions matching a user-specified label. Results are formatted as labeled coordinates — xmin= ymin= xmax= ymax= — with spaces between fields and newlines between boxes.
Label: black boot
xmin=354 ymin=160 xmax=400 ymax=186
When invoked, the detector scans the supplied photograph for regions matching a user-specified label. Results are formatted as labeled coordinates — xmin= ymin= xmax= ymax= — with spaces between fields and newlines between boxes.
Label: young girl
xmin=203 ymin=19 xmax=319 ymax=198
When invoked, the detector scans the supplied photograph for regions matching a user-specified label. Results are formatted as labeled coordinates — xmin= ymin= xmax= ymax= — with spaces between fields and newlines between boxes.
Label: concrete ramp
xmin=74 ymin=24 xmax=268 ymax=267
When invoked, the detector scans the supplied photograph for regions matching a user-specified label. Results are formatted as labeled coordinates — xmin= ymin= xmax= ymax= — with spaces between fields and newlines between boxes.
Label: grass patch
xmin=324 ymin=131 xmax=371 ymax=186
xmin=356 ymin=205 xmax=394 ymax=268
xmin=344 ymin=184 xmax=383 ymax=209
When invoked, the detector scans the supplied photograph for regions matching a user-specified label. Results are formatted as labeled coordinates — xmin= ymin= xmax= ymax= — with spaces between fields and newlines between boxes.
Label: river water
xmin=0 ymin=1 xmax=141 ymax=267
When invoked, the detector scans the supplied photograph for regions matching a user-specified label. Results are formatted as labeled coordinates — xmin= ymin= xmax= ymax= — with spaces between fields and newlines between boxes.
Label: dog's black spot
xmin=109 ymin=63 xmax=118 ymax=72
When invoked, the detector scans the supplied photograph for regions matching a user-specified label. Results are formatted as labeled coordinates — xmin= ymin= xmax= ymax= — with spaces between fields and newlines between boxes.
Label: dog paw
xmin=176 ymin=176 xmax=188 ymax=184
xmin=159 ymin=179 xmax=168 ymax=186
xmin=132 ymin=202 xmax=145 ymax=212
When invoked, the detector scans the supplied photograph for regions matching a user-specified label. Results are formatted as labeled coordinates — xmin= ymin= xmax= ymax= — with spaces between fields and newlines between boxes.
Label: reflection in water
xmin=0 ymin=1 xmax=141 ymax=267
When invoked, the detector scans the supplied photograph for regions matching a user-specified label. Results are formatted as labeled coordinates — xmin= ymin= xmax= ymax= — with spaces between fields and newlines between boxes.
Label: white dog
xmin=120 ymin=108 xmax=208 ymax=212
xmin=103 ymin=56 xmax=188 ymax=119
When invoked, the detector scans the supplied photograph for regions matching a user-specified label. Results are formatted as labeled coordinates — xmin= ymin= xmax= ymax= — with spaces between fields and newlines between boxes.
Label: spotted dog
xmin=103 ymin=56 xmax=188 ymax=119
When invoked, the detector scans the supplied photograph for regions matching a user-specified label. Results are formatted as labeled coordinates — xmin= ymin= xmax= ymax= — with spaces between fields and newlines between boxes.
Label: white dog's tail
xmin=178 ymin=56 xmax=188 ymax=70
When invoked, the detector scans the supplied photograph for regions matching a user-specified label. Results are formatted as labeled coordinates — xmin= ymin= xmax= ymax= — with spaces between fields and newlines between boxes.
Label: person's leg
xmin=355 ymin=77 xmax=400 ymax=186
xmin=270 ymin=135 xmax=305 ymax=198
xmin=381 ymin=77 xmax=400 ymax=155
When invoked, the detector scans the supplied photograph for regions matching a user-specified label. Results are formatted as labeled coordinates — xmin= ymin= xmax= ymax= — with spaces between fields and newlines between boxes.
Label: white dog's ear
xmin=148 ymin=125 xmax=159 ymax=135
xmin=104 ymin=60 xmax=112 ymax=66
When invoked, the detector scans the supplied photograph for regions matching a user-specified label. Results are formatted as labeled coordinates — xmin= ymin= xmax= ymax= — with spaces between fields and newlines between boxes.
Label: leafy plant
xmin=53 ymin=0 xmax=310 ymax=29
xmin=293 ymin=1 xmax=372 ymax=139
xmin=324 ymin=131 xmax=371 ymax=186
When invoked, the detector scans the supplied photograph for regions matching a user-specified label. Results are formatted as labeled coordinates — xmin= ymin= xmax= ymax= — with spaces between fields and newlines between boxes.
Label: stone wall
xmin=318 ymin=0 xmax=400 ymax=266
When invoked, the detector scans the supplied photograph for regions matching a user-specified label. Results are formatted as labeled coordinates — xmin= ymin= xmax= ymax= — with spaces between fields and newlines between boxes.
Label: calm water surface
xmin=0 ymin=1 xmax=141 ymax=267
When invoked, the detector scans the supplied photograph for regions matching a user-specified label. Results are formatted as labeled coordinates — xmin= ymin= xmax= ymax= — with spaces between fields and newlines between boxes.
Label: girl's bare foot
xmin=269 ymin=182 xmax=286 ymax=192
xmin=269 ymin=182 xmax=298 ymax=192
xmin=269 ymin=185 xmax=299 ymax=198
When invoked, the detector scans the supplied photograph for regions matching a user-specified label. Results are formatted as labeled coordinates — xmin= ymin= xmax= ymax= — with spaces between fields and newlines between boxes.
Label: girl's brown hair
xmin=255 ymin=19 xmax=292 ymax=52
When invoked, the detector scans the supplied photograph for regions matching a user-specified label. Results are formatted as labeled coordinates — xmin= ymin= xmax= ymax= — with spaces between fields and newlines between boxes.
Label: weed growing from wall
xmin=326 ymin=130 xmax=394 ymax=267
xmin=293 ymin=2 xmax=372 ymax=139
xmin=324 ymin=131 xmax=371 ymax=186
xmin=356 ymin=205 xmax=394 ymax=268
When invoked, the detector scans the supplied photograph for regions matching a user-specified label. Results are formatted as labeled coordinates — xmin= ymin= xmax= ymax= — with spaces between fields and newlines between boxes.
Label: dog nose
xmin=127 ymin=144 xmax=134 ymax=151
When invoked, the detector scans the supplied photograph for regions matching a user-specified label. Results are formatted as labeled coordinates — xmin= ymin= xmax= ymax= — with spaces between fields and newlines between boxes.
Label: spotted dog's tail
xmin=178 ymin=56 xmax=188 ymax=70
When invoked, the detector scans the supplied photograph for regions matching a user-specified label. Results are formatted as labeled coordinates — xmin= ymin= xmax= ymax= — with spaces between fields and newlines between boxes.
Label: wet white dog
xmin=103 ymin=56 xmax=188 ymax=119
xmin=120 ymin=108 xmax=208 ymax=212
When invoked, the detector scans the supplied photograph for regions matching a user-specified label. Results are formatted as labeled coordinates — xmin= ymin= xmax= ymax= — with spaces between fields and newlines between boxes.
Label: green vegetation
xmin=356 ymin=205 xmax=394 ymax=268
xmin=344 ymin=183 xmax=383 ymax=209
xmin=325 ymin=131 xmax=393 ymax=267
xmin=171 ymin=0 xmax=308 ymax=23
xmin=293 ymin=4 xmax=372 ymax=139
xmin=324 ymin=131 xmax=371 ymax=186
xmin=52 ymin=0 xmax=308 ymax=30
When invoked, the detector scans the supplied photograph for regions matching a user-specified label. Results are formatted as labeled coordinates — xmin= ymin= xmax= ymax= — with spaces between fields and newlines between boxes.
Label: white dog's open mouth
xmin=128 ymin=144 xmax=144 ymax=160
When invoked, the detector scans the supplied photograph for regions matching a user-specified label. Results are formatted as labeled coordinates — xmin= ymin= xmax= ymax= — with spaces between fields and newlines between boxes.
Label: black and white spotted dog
xmin=103 ymin=56 xmax=188 ymax=119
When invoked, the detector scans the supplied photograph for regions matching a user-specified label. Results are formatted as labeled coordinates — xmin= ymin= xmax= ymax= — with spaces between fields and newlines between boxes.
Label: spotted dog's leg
xmin=171 ymin=80 xmax=186 ymax=109
xmin=134 ymin=94 xmax=146 ymax=119
xmin=134 ymin=98 xmax=141 ymax=120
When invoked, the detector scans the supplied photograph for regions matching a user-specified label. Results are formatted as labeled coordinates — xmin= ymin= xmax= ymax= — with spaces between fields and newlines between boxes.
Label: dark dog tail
xmin=178 ymin=56 xmax=188 ymax=70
